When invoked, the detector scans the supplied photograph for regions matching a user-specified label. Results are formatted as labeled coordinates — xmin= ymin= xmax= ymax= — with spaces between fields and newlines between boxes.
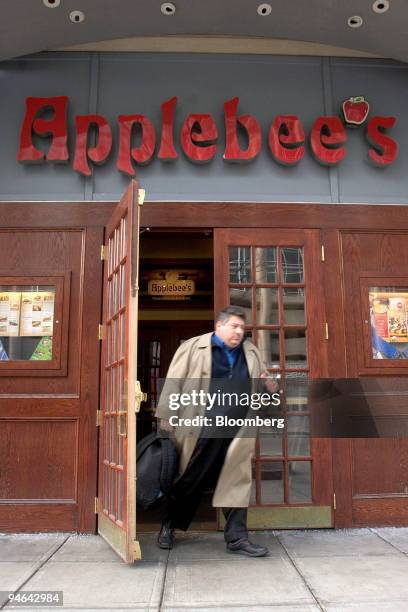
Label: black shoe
xmin=226 ymin=538 xmax=269 ymax=557
xmin=158 ymin=520 xmax=174 ymax=549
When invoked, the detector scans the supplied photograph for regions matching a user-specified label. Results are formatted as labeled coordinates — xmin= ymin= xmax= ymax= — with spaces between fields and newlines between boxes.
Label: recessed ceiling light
xmin=348 ymin=15 xmax=363 ymax=28
xmin=43 ymin=0 xmax=60 ymax=7
xmin=69 ymin=10 xmax=85 ymax=23
xmin=257 ymin=3 xmax=272 ymax=16
xmin=373 ymin=0 xmax=390 ymax=13
xmin=161 ymin=3 xmax=176 ymax=16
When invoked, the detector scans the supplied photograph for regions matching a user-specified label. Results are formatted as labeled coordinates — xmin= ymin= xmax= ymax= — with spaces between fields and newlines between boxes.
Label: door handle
xmin=135 ymin=380 xmax=147 ymax=413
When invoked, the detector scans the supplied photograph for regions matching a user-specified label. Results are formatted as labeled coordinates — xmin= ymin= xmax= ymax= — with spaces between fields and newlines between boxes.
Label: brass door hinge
xmin=333 ymin=492 xmax=337 ymax=511
xmin=96 ymin=410 xmax=103 ymax=427
xmin=98 ymin=324 xmax=106 ymax=340
xmin=138 ymin=188 xmax=145 ymax=205
xmin=95 ymin=497 xmax=99 ymax=514
xmin=100 ymin=245 xmax=108 ymax=261
xmin=325 ymin=322 xmax=329 ymax=340
xmin=321 ymin=245 xmax=325 ymax=262
xmin=131 ymin=540 xmax=142 ymax=561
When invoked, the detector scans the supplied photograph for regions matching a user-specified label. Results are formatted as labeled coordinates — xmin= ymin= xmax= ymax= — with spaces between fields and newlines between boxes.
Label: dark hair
xmin=216 ymin=305 xmax=246 ymax=324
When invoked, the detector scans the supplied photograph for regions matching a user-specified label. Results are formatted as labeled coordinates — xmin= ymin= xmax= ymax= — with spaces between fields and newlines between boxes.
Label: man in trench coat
xmin=155 ymin=305 xmax=277 ymax=557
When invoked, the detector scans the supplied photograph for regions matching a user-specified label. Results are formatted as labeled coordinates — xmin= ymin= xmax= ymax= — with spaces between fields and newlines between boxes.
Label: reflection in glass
xmin=255 ymin=247 xmax=277 ymax=283
xmin=281 ymin=247 xmax=304 ymax=283
xmin=261 ymin=462 xmax=284 ymax=503
xmin=285 ymin=329 xmax=307 ymax=368
xmin=229 ymin=247 xmax=251 ymax=283
xmin=244 ymin=330 xmax=253 ymax=342
xmin=258 ymin=330 xmax=280 ymax=367
xmin=250 ymin=464 xmax=257 ymax=504
xmin=256 ymin=288 xmax=278 ymax=325
xmin=230 ymin=287 xmax=252 ymax=323
xmin=287 ymin=416 xmax=310 ymax=456
xmin=285 ymin=375 xmax=309 ymax=410
xmin=0 ymin=285 xmax=55 ymax=361
xmin=288 ymin=461 xmax=312 ymax=503
xmin=369 ymin=287 xmax=408 ymax=359
xmin=117 ymin=470 xmax=123 ymax=521
xmin=283 ymin=288 xmax=305 ymax=325
xmin=260 ymin=428 xmax=283 ymax=456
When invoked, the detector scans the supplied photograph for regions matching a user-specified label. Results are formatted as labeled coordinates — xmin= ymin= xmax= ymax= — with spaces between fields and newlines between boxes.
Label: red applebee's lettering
xmin=17 ymin=96 xmax=399 ymax=175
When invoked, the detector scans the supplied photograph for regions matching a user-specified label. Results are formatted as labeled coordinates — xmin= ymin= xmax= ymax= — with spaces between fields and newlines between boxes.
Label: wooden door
xmin=0 ymin=221 xmax=103 ymax=532
xmin=214 ymin=229 xmax=332 ymax=528
xmin=97 ymin=180 xmax=146 ymax=562
xmin=334 ymin=231 xmax=408 ymax=527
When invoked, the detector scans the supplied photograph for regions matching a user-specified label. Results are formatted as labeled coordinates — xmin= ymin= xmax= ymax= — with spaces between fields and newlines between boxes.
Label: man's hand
xmin=159 ymin=418 xmax=174 ymax=433
xmin=260 ymin=371 xmax=280 ymax=393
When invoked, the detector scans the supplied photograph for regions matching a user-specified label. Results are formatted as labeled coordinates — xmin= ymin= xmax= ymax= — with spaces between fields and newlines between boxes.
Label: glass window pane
xmin=117 ymin=470 xmax=123 ymax=521
xmin=288 ymin=461 xmax=312 ymax=503
xmin=260 ymin=428 xmax=283 ymax=456
xmin=285 ymin=375 xmax=309 ymax=411
xmin=255 ymin=247 xmax=277 ymax=283
xmin=230 ymin=287 xmax=252 ymax=323
xmin=370 ymin=288 xmax=408 ymax=359
xmin=260 ymin=462 xmax=284 ymax=504
xmin=119 ymin=314 xmax=125 ymax=359
xmin=229 ymin=247 xmax=251 ymax=283
xmin=283 ymin=288 xmax=305 ymax=325
xmin=258 ymin=330 xmax=280 ymax=368
xmin=287 ymin=416 xmax=310 ymax=456
xmin=244 ymin=330 xmax=253 ymax=343
xmin=285 ymin=329 xmax=307 ymax=368
xmin=281 ymin=247 xmax=304 ymax=284
xmin=256 ymin=288 xmax=278 ymax=325
xmin=0 ymin=285 xmax=55 ymax=361
xmin=250 ymin=463 xmax=257 ymax=504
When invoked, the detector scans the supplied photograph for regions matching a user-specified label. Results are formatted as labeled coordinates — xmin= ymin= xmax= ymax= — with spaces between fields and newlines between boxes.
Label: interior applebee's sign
xmin=16 ymin=95 xmax=398 ymax=176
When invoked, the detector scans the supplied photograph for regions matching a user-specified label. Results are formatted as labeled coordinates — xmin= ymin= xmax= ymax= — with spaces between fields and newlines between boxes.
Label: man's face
xmin=215 ymin=315 xmax=245 ymax=348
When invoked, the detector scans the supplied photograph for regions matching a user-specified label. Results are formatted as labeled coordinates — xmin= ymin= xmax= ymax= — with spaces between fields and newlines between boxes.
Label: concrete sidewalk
xmin=1 ymin=528 xmax=408 ymax=611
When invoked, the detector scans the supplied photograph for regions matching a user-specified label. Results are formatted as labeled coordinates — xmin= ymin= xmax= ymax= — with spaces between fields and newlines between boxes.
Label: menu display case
xmin=0 ymin=275 xmax=69 ymax=373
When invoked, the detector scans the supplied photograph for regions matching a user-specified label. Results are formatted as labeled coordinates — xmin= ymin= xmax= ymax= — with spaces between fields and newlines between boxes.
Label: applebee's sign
xmin=16 ymin=95 xmax=398 ymax=176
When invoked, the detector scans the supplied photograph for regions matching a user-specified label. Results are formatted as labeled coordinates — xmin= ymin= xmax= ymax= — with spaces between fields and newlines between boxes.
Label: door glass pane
xmin=229 ymin=247 xmax=251 ymax=283
xmin=283 ymin=288 xmax=305 ymax=325
xmin=0 ymin=285 xmax=55 ymax=361
xmin=287 ymin=416 xmax=310 ymax=456
xmin=285 ymin=329 xmax=307 ymax=368
xmin=261 ymin=462 xmax=284 ymax=504
xmin=117 ymin=470 xmax=123 ymax=521
xmin=250 ymin=463 xmax=257 ymax=504
xmin=255 ymin=247 xmax=277 ymax=283
xmin=281 ymin=247 xmax=304 ymax=283
xmin=230 ymin=287 xmax=252 ymax=323
xmin=258 ymin=330 xmax=280 ymax=367
xmin=260 ymin=428 xmax=283 ymax=456
xmin=370 ymin=287 xmax=408 ymax=359
xmin=256 ymin=288 xmax=279 ymax=325
xmin=288 ymin=461 xmax=312 ymax=503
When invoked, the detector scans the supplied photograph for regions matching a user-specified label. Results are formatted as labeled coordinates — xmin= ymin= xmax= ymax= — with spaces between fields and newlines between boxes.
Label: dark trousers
xmin=162 ymin=435 xmax=248 ymax=542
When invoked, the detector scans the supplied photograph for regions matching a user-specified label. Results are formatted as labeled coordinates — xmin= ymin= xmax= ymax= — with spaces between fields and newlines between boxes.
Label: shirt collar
xmin=212 ymin=332 xmax=241 ymax=352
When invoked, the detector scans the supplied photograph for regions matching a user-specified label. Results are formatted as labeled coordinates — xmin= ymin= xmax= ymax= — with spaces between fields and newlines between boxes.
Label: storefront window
xmin=369 ymin=287 xmax=408 ymax=359
xmin=0 ymin=285 xmax=55 ymax=361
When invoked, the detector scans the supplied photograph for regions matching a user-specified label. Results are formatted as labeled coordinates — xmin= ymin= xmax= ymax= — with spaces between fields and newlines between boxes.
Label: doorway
xmin=136 ymin=230 xmax=215 ymax=530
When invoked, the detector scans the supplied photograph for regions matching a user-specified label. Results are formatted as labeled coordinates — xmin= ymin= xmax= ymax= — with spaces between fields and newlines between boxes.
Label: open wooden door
xmin=97 ymin=180 xmax=146 ymax=562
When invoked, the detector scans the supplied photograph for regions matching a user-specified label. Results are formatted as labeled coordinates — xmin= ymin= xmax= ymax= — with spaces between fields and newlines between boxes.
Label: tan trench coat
xmin=155 ymin=332 xmax=266 ymax=507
